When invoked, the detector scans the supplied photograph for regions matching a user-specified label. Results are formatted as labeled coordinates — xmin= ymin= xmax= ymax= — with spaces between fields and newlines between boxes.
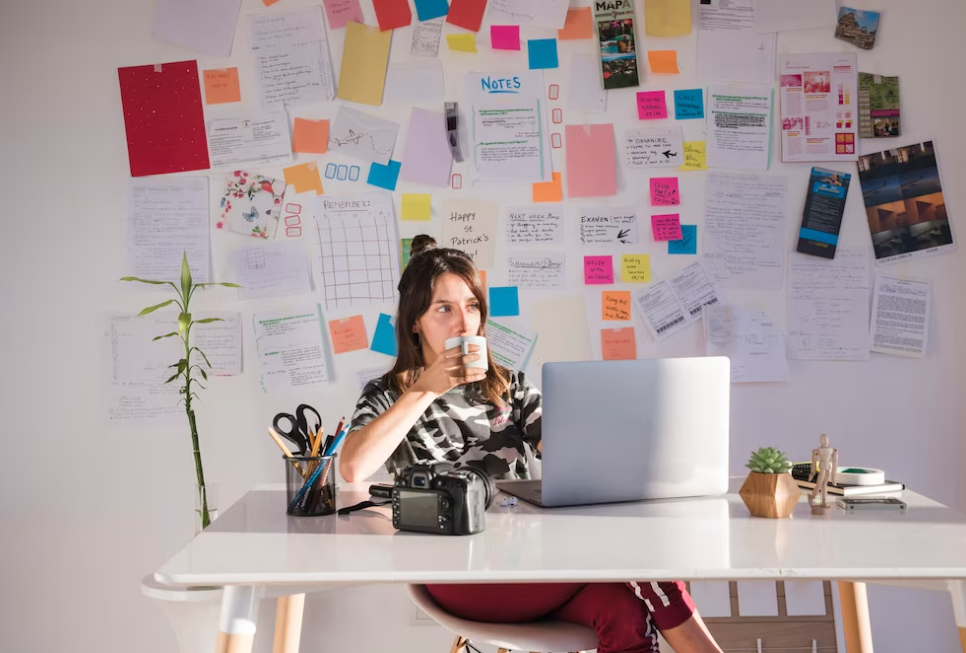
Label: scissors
xmin=272 ymin=404 xmax=322 ymax=455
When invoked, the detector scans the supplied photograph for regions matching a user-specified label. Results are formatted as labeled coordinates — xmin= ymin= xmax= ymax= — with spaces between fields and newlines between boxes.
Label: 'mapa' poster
xmin=594 ymin=1 xmax=640 ymax=90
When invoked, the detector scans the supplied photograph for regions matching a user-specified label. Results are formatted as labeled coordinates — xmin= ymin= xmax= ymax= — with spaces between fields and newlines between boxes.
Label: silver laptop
xmin=498 ymin=357 xmax=730 ymax=507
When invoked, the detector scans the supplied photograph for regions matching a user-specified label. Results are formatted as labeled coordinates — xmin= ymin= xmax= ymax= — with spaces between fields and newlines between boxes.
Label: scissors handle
xmin=273 ymin=413 xmax=307 ymax=454
xmin=297 ymin=404 xmax=322 ymax=435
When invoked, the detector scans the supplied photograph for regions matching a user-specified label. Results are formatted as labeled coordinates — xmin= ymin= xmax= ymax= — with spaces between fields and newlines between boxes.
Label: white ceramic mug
xmin=444 ymin=335 xmax=489 ymax=371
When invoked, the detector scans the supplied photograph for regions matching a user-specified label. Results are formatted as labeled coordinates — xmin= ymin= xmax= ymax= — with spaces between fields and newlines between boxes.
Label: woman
xmin=342 ymin=236 xmax=722 ymax=653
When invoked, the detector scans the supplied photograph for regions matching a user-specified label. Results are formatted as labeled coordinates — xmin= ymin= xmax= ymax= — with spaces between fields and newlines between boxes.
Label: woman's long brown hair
xmin=384 ymin=236 xmax=511 ymax=406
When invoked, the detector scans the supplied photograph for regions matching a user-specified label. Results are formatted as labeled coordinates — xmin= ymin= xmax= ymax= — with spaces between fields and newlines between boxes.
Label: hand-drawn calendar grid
xmin=313 ymin=195 xmax=401 ymax=310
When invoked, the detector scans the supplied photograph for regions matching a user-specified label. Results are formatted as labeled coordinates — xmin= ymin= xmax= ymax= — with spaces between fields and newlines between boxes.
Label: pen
xmin=324 ymin=423 xmax=350 ymax=457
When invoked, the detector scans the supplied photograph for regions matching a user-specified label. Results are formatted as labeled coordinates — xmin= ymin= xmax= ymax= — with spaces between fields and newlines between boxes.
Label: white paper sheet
xmin=356 ymin=364 xmax=392 ymax=391
xmin=704 ymin=304 xmax=790 ymax=383
xmin=736 ymin=581 xmax=780 ymax=617
xmin=568 ymin=53 xmax=607 ymax=114
xmin=623 ymin=128 xmax=684 ymax=168
xmin=506 ymin=205 xmax=563 ymax=246
xmin=206 ymin=114 xmax=292 ymax=169
xmin=787 ymin=248 xmax=871 ymax=361
xmin=232 ymin=241 xmax=312 ymax=300
xmin=870 ymin=275 xmax=932 ymax=358
xmin=753 ymin=0 xmax=837 ymax=33
xmin=312 ymin=193 xmax=401 ymax=310
xmin=706 ymin=86 xmax=773 ymax=170
xmin=127 ymin=177 xmax=210 ymax=285
xmin=443 ymin=199 xmax=499 ymax=269
xmin=248 ymin=7 xmax=336 ymax=109
xmin=192 ymin=312 xmax=243 ymax=376
xmin=505 ymin=251 xmax=566 ymax=288
xmin=253 ymin=306 xmax=330 ymax=392
xmin=384 ymin=60 xmax=445 ymax=105
xmin=579 ymin=208 xmax=639 ymax=245
xmin=487 ymin=0 xmax=570 ymax=29
xmin=783 ymin=581 xmax=828 ymax=617
xmin=527 ymin=295 xmax=593 ymax=377
xmin=704 ymin=172 xmax=788 ymax=289
xmin=411 ymin=18 xmax=443 ymax=57
xmin=688 ymin=582 xmax=733 ymax=618
xmin=697 ymin=0 xmax=776 ymax=84
xmin=153 ymin=0 xmax=242 ymax=57
xmin=486 ymin=319 xmax=539 ymax=370
xmin=329 ymin=106 xmax=400 ymax=166
xmin=632 ymin=262 xmax=721 ymax=341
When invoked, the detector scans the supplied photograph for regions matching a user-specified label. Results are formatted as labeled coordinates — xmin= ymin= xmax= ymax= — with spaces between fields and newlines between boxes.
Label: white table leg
xmin=272 ymin=594 xmax=305 ymax=653
xmin=837 ymin=581 xmax=873 ymax=653
xmin=215 ymin=585 xmax=262 ymax=653
xmin=949 ymin=580 xmax=966 ymax=652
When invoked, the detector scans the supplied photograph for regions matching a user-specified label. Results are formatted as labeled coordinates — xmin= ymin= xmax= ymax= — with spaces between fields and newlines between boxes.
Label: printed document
xmin=486 ymin=319 xmax=539 ymax=370
xmin=704 ymin=305 xmax=790 ymax=383
xmin=632 ymin=262 xmax=720 ymax=341
xmin=870 ymin=275 xmax=931 ymax=358
xmin=191 ymin=312 xmax=243 ymax=376
xmin=206 ymin=114 xmax=292 ymax=168
xmin=697 ymin=0 xmax=776 ymax=84
xmin=232 ymin=241 xmax=313 ymax=300
xmin=487 ymin=0 xmax=569 ymax=29
xmin=103 ymin=314 xmax=182 ymax=422
xmin=253 ymin=306 xmax=330 ymax=392
xmin=706 ymin=86 xmax=773 ymax=170
xmin=411 ymin=18 xmax=443 ymax=57
xmin=752 ymin=0 xmax=837 ymax=33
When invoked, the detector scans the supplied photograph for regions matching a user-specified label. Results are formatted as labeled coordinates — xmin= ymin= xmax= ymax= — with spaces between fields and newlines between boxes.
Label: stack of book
xmin=791 ymin=464 xmax=904 ymax=496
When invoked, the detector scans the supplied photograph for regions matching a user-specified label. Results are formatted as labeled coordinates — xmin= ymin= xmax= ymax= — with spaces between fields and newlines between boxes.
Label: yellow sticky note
xmin=402 ymin=194 xmax=432 ymax=220
xmin=447 ymin=33 xmax=478 ymax=53
xmin=647 ymin=50 xmax=680 ymax=74
xmin=337 ymin=21 xmax=392 ymax=106
xmin=283 ymin=162 xmax=325 ymax=196
xmin=644 ymin=0 xmax=691 ymax=37
xmin=532 ymin=172 xmax=563 ymax=203
xmin=621 ymin=254 xmax=651 ymax=283
xmin=680 ymin=141 xmax=708 ymax=171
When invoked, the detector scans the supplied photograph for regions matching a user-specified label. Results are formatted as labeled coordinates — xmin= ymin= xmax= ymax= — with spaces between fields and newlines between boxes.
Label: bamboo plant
xmin=121 ymin=253 xmax=239 ymax=530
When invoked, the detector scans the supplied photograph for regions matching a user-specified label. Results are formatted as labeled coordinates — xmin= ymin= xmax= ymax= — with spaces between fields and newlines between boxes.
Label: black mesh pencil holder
xmin=285 ymin=454 xmax=337 ymax=517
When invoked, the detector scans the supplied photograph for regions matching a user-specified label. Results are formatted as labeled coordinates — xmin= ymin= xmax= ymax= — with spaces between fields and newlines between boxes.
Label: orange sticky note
xmin=203 ymin=68 xmax=240 ymax=104
xmin=292 ymin=118 xmax=329 ymax=154
xmin=479 ymin=270 xmax=487 ymax=291
xmin=602 ymin=291 xmax=632 ymax=321
xmin=647 ymin=50 xmax=680 ymax=74
xmin=602 ymin=328 xmax=637 ymax=360
xmin=329 ymin=315 xmax=369 ymax=354
xmin=532 ymin=172 xmax=563 ymax=203
xmin=283 ymin=162 xmax=325 ymax=196
xmin=262 ymin=0 xmax=282 ymax=6
xmin=558 ymin=8 xmax=594 ymax=40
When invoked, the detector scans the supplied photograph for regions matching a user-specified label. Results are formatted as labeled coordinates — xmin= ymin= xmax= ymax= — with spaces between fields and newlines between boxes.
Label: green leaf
xmin=190 ymin=347 xmax=212 ymax=368
xmin=180 ymin=252 xmax=192 ymax=302
xmin=199 ymin=368 xmax=208 ymax=381
xmin=137 ymin=300 xmax=175 ymax=317
xmin=152 ymin=331 xmax=179 ymax=341
xmin=193 ymin=317 xmax=224 ymax=324
xmin=164 ymin=373 xmax=180 ymax=384
xmin=196 ymin=282 xmax=242 ymax=289
xmin=120 ymin=276 xmax=167 ymax=285
xmin=178 ymin=313 xmax=191 ymax=336
xmin=169 ymin=359 xmax=187 ymax=373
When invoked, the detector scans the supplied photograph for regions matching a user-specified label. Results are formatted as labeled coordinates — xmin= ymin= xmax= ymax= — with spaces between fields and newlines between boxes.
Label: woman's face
xmin=414 ymin=272 xmax=481 ymax=366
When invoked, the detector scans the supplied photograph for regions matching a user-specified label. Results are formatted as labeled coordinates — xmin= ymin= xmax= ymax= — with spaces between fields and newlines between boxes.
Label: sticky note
xmin=584 ymin=256 xmax=614 ymax=285
xmin=371 ymin=313 xmax=398 ymax=356
xmin=528 ymin=39 xmax=559 ymax=70
xmin=337 ymin=22 xmax=392 ymax=105
xmin=602 ymin=291 xmax=632 ymax=321
xmin=292 ymin=118 xmax=329 ymax=154
xmin=479 ymin=270 xmax=487 ymax=290
xmin=447 ymin=0 xmax=487 ymax=32
xmin=402 ymin=194 xmax=432 ymax=220
xmin=329 ymin=315 xmax=369 ymax=354
xmin=491 ymin=25 xmax=521 ymax=50
xmin=402 ymin=238 xmax=414 ymax=268
xmin=602 ymin=328 xmax=637 ymax=360
xmin=565 ymin=124 xmax=617 ymax=198
xmin=559 ymin=8 xmax=594 ymax=40
xmin=680 ymin=141 xmax=708 ymax=171
xmin=489 ymin=287 xmax=520 ymax=317
xmin=668 ymin=224 xmax=697 ymax=255
xmin=644 ymin=0 xmax=691 ymax=37
xmin=647 ymin=50 xmax=680 ymax=74
xmin=673 ymin=89 xmax=705 ymax=120
xmin=283 ymin=162 xmax=325 ymax=196
xmin=621 ymin=254 xmax=651 ymax=283
xmin=447 ymin=33 xmax=478 ymax=52
xmin=650 ymin=177 xmax=680 ymax=206
xmin=651 ymin=214 xmax=683 ymax=241
xmin=262 ymin=0 xmax=281 ymax=6
xmin=323 ymin=0 xmax=364 ymax=29
xmin=372 ymin=0 xmax=412 ymax=30
xmin=414 ymin=0 xmax=449 ymax=21
xmin=203 ymin=68 xmax=240 ymax=104
xmin=532 ymin=172 xmax=563 ymax=202
xmin=637 ymin=91 xmax=668 ymax=120
xmin=367 ymin=160 xmax=402 ymax=191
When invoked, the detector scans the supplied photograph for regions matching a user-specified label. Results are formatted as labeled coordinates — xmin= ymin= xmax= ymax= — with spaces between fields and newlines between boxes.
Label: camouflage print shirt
xmin=348 ymin=371 xmax=543 ymax=480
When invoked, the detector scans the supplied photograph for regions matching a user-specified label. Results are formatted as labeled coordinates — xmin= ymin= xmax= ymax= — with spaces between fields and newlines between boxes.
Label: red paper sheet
xmin=447 ymin=0 xmax=487 ymax=32
xmin=372 ymin=0 xmax=412 ymax=30
xmin=118 ymin=60 xmax=210 ymax=177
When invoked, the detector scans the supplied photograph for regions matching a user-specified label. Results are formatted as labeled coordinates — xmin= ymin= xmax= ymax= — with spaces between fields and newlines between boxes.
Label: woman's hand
xmin=411 ymin=344 xmax=486 ymax=396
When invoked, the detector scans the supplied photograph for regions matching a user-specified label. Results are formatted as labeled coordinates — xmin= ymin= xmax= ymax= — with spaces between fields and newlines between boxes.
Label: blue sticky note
xmin=371 ymin=313 xmax=397 ymax=357
xmin=367 ymin=160 xmax=402 ymax=191
xmin=528 ymin=39 xmax=559 ymax=70
xmin=673 ymin=89 xmax=704 ymax=120
xmin=489 ymin=287 xmax=520 ymax=317
xmin=414 ymin=0 xmax=449 ymax=21
xmin=668 ymin=224 xmax=697 ymax=255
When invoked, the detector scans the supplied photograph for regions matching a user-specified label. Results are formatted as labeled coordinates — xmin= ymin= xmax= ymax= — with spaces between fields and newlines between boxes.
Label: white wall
xmin=2 ymin=0 xmax=966 ymax=651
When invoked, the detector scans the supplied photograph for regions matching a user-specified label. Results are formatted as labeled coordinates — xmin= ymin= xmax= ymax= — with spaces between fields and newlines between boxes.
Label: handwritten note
xmin=650 ymin=177 xmax=680 ymax=206
xmin=322 ymin=0 xmax=363 ymax=28
xmin=402 ymin=194 xmax=432 ymax=220
xmin=203 ymin=68 xmax=240 ymax=104
xmin=488 ymin=0 xmax=570 ymax=29
xmin=621 ymin=254 xmax=651 ymax=283
xmin=602 ymin=328 xmax=637 ymax=360
xmin=411 ymin=17 xmax=443 ymax=57
xmin=624 ymin=128 xmax=684 ymax=167
xmin=602 ymin=291 xmax=632 ymax=320
xmin=506 ymin=206 xmax=563 ymax=245
xmin=506 ymin=252 xmax=566 ymax=288
xmin=292 ymin=118 xmax=329 ymax=154
xmin=648 ymin=51 xmax=680 ymax=74
xmin=651 ymin=214 xmax=683 ymax=241
xmin=579 ymin=208 xmax=639 ymax=245
xmin=680 ymin=141 xmax=708 ymax=171
xmin=443 ymin=199 xmax=498 ymax=268
xmin=329 ymin=315 xmax=369 ymax=354
xmin=637 ymin=91 xmax=668 ymax=119
xmin=584 ymin=256 xmax=614 ymax=285
xmin=673 ymin=89 xmax=705 ymax=120
xmin=669 ymin=225 xmax=697 ymax=255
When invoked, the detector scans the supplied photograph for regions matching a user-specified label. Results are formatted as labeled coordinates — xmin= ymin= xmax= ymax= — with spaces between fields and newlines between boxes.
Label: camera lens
xmin=413 ymin=474 xmax=427 ymax=487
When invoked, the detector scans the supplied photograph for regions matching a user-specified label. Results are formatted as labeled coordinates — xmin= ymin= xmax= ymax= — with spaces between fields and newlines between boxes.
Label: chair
xmin=406 ymin=584 xmax=600 ymax=653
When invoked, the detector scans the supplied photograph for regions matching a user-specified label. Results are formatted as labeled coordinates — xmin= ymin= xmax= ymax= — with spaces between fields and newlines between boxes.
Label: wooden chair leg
xmin=449 ymin=635 xmax=468 ymax=653
xmin=496 ymin=649 xmax=509 ymax=653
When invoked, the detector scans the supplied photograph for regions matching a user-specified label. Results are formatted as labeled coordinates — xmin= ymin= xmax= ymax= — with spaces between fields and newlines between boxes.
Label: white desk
xmin=155 ymin=481 xmax=966 ymax=653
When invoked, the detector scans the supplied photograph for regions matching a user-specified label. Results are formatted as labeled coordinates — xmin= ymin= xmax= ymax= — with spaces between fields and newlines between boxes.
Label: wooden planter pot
xmin=739 ymin=472 xmax=800 ymax=518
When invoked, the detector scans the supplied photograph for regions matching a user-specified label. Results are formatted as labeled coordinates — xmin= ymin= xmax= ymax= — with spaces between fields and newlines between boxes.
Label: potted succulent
xmin=739 ymin=447 xmax=800 ymax=518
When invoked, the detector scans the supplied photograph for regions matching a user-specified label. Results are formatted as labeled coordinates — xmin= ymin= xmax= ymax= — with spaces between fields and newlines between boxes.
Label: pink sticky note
xmin=650 ymin=177 xmax=680 ymax=206
xmin=491 ymin=25 xmax=521 ymax=50
xmin=637 ymin=91 xmax=668 ymax=120
xmin=651 ymin=214 xmax=683 ymax=241
xmin=323 ymin=0 xmax=364 ymax=29
xmin=584 ymin=256 xmax=614 ymax=285
xmin=565 ymin=124 xmax=617 ymax=198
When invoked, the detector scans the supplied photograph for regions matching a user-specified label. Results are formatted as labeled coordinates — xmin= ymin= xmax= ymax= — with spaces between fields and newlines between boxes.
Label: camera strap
xmin=337 ymin=499 xmax=391 ymax=516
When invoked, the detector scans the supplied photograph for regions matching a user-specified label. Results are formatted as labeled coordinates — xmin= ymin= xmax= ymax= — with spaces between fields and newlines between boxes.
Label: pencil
xmin=269 ymin=427 xmax=307 ymax=478
xmin=309 ymin=426 xmax=324 ymax=457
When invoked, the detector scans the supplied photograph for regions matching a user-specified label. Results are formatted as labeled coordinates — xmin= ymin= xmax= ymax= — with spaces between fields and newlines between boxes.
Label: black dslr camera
xmin=392 ymin=463 xmax=495 ymax=535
